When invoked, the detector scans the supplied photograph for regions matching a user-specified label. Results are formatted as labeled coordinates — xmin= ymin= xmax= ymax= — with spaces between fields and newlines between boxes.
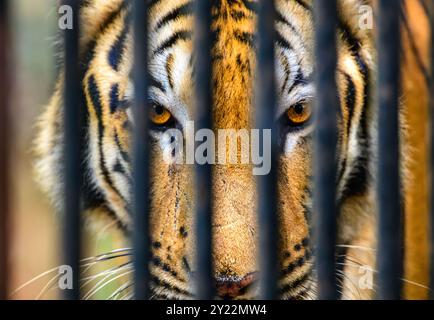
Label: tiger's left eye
xmin=150 ymin=104 xmax=173 ymax=126
xmin=286 ymin=102 xmax=312 ymax=126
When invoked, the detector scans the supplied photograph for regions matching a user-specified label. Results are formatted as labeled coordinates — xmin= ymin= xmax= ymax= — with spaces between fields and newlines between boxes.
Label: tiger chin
xmin=33 ymin=0 xmax=429 ymax=300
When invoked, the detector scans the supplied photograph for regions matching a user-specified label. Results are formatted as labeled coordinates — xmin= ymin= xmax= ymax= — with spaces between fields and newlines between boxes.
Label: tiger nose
xmin=215 ymin=272 xmax=258 ymax=299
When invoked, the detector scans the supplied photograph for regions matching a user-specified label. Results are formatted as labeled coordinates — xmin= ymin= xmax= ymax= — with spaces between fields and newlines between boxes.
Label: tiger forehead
xmin=146 ymin=0 xmax=313 ymax=130
xmin=81 ymin=0 xmax=315 ymax=127
xmin=211 ymin=0 xmax=257 ymax=129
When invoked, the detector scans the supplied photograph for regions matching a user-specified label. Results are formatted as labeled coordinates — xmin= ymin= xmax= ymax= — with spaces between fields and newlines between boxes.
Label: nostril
xmin=215 ymin=272 xmax=258 ymax=299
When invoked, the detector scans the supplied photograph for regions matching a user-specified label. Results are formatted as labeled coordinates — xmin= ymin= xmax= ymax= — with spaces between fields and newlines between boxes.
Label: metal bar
xmin=313 ymin=0 xmax=339 ymax=300
xmin=376 ymin=0 xmax=403 ymax=300
xmin=132 ymin=0 xmax=151 ymax=300
xmin=0 ymin=0 xmax=10 ymax=301
xmin=256 ymin=0 xmax=279 ymax=300
xmin=62 ymin=0 xmax=82 ymax=300
xmin=429 ymin=0 xmax=434 ymax=301
xmin=194 ymin=0 xmax=214 ymax=300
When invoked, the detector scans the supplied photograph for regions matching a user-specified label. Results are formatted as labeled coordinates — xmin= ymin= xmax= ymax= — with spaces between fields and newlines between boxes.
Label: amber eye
xmin=286 ymin=102 xmax=312 ymax=125
xmin=150 ymin=104 xmax=172 ymax=126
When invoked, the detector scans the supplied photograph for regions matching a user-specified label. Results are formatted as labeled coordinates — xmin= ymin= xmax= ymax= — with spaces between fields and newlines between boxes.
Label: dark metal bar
xmin=376 ymin=0 xmax=403 ymax=300
xmin=132 ymin=0 xmax=151 ymax=300
xmin=429 ymin=0 xmax=434 ymax=301
xmin=194 ymin=0 xmax=214 ymax=300
xmin=0 ymin=0 xmax=10 ymax=301
xmin=256 ymin=0 xmax=279 ymax=300
xmin=62 ymin=0 xmax=82 ymax=300
xmin=313 ymin=0 xmax=339 ymax=300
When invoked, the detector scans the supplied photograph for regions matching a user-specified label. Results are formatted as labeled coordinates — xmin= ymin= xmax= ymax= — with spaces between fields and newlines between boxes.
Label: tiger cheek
xmin=148 ymin=143 xmax=195 ymax=276
xmin=278 ymin=146 xmax=312 ymax=268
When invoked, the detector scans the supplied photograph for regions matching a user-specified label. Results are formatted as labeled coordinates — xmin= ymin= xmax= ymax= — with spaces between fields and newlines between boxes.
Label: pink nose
xmin=215 ymin=272 xmax=258 ymax=299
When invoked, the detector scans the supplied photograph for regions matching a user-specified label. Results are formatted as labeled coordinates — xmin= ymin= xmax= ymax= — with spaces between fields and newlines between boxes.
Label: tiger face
xmin=35 ymin=0 xmax=377 ymax=299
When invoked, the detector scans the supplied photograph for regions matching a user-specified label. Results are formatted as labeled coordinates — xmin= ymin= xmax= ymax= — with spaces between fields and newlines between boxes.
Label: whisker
xmin=81 ymin=261 xmax=132 ymax=287
xmin=12 ymin=248 xmax=133 ymax=297
xmin=35 ymin=272 xmax=62 ymax=300
xmin=83 ymin=268 xmax=134 ymax=300
xmin=337 ymin=261 xmax=430 ymax=290
xmin=10 ymin=266 xmax=61 ymax=296
xmin=335 ymin=244 xmax=376 ymax=252
xmin=108 ymin=281 xmax=133 ymax=300
xmin=335 ymin=269 xmax=362 ymax=299
xmin=82 ymin=263 xmax=133 ymax=300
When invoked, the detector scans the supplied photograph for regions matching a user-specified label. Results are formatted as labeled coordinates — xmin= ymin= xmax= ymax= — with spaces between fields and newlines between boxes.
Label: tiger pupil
xmin=294 ymin=104 xmax=304 ymax=114
xmin=154 ymin=105 xmax=164 ymax=115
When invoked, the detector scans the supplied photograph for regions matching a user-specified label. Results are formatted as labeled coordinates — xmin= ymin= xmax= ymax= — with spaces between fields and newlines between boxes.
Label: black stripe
xmin=150 ymin=275 xmax=192 ymax=297
xmin=74 ymin=1 xmax=129 ymax=210
xmin=149 ymin=75 xmax=166 ymax=93
xmin=108 ymin=16 xmax=129 ymax=71
xmin=151 ymin=256 xmax=187 ymax=283
xmin=153 ymin=30 xmax=192 ymax=56
xmin=86 ymin=75 xmax=128 ymax=205
xmin=155 ymin=2 xmax=194 ymax=30
xmin=343 ymin=73 xmax=356 ymax=136
xmin=294 ymin=0 xmax=312 ymax=11
xmin=287 ymin=70 xmax=309 ymax=94
xmin=336 ymin=18 xmax=371 ymax=202
xmin=233 ymin=30 xmax=255 ymax=47
xmin=280 ymin=271 xmax=311 ymax=294
xmin=401 ymin=5 xmax=430 ymax=85
xmin=114 ymin=131 xmax=131 ymax=163
xmin=81 ymin=1 xmax=129 ymax=72
xmin=109 ymin=84 xmax=120 ymax=113
xmin=281 ymin=251 xmax=311 ymax=277
xmin=276 ymin=32 xmax=292 ymax=50
xmin=276 ymin=10 xmax=303 ymax=40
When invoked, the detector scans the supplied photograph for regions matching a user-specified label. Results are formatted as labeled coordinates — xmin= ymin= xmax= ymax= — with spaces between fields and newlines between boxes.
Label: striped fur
xmin=34 ymin=0 xmax=430 ymax=299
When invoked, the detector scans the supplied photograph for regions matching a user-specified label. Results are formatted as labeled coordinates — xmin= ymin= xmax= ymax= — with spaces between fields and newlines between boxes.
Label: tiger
xmin=33 ymin=0 xmax=431 ymax=300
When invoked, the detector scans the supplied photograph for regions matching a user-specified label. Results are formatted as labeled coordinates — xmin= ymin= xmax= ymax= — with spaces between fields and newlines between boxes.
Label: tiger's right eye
xmin=285 ymin=102 xmax=312 ymax=126
xmin=150 ymin=104 xmax=173 ymax=126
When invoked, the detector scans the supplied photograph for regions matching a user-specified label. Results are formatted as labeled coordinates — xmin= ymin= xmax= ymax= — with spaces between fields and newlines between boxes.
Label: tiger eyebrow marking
xmin=287 ymin=71 xmax=311 ymax=94
xmin=276 ymin=31 xmax=293 ymax=51
xmin=165 ymin=53 xmax=175 ymax=90
xmin=155 ymin=1 xmax=194 ymax=31
xmin=280 ymin=54 xmax=291 ymax=93
xmin=149 ymin=75 xmax=166 ymax=93
xmin=275 ymin=10 xmax=302 ymax=40
xmin=153 ymin=30 xmax=192 ymax=56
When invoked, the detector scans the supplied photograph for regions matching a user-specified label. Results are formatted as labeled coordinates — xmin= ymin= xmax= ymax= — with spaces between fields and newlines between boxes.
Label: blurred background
xmin=8 ymin=0 xmax=127 ymax=299
xmin=9 ymin=0 xmax=58 ymax=299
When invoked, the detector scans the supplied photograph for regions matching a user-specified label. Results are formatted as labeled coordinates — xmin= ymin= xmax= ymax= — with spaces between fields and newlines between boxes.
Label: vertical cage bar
xmin=256 ymin=0 xmax=279 ymax=300
xmin=62 ymin=0 xmax=82 ymax=300
xmin=376 ymin=0 xmax=403 ymax=300
xmin=313 ymin=0 xmax=339 ymax=300
xmin=194 ymin=0 xmax=214 ymax=300
xmin=132 ymin=0 xmax=150 ymax=300
xmin=429 ymin=0 xmax=434 ymax=301
xmin=0 ymin=0 xmax=10 ymax=301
